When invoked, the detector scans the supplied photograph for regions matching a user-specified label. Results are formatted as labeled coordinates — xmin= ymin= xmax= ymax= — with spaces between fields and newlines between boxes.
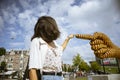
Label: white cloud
xmin=9 ymin=42 xmax=24 ymax=48
xmin=67 ymin=0 xmax=117 ymax=31
xmin=0 ymin=16 xmax=4 ymax=33
xmin=2 ymin=10 xmax=10 ymax=22
xmin=8 ymin=30 xmax=22 ymax=39
xmin=10 ymin=31 xmax=17 ymax=39
xmin=18 ymin=0 xmax=33 ymax=10
xmin=1 ymin=5 xmax=19 ymax=25
xmin=24 ymin=32 xmax=32 ymax=49
xmin=46 ymin=0 xmax=74 ymax=17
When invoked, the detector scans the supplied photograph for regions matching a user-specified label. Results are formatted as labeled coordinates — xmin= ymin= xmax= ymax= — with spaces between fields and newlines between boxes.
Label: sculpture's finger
xmin=94 ymin=32 xmax=118 ymax=48
xmin=94 ymin=48 xmax=108 ymax=58
xmin=91 ymin=44 xmax=107 ymax=51
xmin=75 ymin=34 xmax=94 ymax=40
xmin=94 ymin=51 xmax=103 ymax=59
xmin=93 ymin=32 xmax=112 ymax=44
xmin=93 ymin=32 xmax=110 ymax=40
xmin=102 ymin=49 xmax=116 ymax=58
xmin=90 ymin=39 xmax=104 ymax=45
xmin=94 ymin=48 xmax=108 ymax=54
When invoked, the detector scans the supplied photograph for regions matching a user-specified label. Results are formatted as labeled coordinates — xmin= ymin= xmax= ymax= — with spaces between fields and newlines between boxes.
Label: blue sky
xmin=0 ymin=0 xmax=120 ymax=64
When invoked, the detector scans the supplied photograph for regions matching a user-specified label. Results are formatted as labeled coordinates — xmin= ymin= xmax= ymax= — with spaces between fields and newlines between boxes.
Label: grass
xmin=100 ymin=66 xmax=119 ymax=74
xmin=76 ymin=77 xmax=88 ymax=80
xmin=68 ymin=65 xmax=120 ymax=80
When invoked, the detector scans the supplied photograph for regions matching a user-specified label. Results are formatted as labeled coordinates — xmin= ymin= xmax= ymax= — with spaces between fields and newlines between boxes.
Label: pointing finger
xmin=75 ymin=34 xmax=94 ymax=40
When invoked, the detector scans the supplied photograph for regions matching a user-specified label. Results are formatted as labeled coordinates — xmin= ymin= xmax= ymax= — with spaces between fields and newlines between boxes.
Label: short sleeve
xmin=28 ymin=38 xmax=48 ymax=69
xmin=29 ymin=38 xmax=41 ymax=69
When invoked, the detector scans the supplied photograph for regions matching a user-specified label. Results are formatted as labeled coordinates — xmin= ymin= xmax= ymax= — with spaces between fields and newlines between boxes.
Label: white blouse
xmin=29 ymin=37 xmax=63 ymax=72
xmin=43 ymin=44 xmax=63 ymax=72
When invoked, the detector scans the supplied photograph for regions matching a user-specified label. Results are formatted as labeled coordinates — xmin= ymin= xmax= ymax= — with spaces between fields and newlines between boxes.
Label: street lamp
xmin=116 ymin=58 xmax=120 ymax=73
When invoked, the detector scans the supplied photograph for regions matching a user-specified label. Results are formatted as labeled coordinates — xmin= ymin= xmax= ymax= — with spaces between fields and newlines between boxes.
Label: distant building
xmin=96 ymin=57 xmax=117 ymax=66
xmin=0 ymin=50 xmax=29 ymax=71
xmin=62 ymin=63 xmax=73 ymax=72
xmin=62 ymin=64 xmax=72 ymax=69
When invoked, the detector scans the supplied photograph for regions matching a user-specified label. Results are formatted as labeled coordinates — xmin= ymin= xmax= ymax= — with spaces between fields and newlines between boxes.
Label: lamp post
xmin=116 ymin=58 xmax=120 ymax=73
xmin=102 ymin=59 xmax=106 ymax=74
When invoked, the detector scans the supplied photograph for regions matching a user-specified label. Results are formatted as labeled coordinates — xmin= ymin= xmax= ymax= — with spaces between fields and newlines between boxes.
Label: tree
xmin=0 ymin=61 xmax=7 ymax=72
xmin=90 ymin=61 xmax=100 ymax=72
xmin=68 ymin=66 xmax=72 ymax=72
xmin=79 ymin=61 xmax=90 ymax=71
xmin=72 ymin=54 xmax=83 ymax=71
xmin=0 ymin=47 xmax=6 ymax=56
xmin=73 ymin=54 xmax=83 ymax=67
xmin=72 ymin=53 xmax=90 ymax=72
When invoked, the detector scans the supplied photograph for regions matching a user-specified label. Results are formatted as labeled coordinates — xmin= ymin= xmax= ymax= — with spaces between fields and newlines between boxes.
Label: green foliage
xmin=100 ymin=66 xmax=119 ymax=74
xmin=79 ymin=61 xmax=90 ymax=71
xmin=1 ymin=61 xmax=7 ymax=70
xmin=68 ymin=66 xmax=72 ymax=72
xmin=72 ymin=54 xmax=82 ymax=67
xmin=0 ymin=47 xmax=6 ymax=56
xmin=62 ymin=64 xmax=74 ymax=72
xmin=90 ymin=61 xmax=100 ymax=71
xmin=72 ymin=53 xmax=90 ymax=71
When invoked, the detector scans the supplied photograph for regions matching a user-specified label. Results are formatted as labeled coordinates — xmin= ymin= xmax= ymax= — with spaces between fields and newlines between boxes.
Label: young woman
xmin=29 ymin=16 xmax=74 ymax=80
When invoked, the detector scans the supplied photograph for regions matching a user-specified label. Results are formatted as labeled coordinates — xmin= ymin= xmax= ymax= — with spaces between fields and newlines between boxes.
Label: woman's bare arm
xmin=29 ymin=69 xmax=38 ymax=80
xmin=61 ymin=34 xmax=74 ymax=51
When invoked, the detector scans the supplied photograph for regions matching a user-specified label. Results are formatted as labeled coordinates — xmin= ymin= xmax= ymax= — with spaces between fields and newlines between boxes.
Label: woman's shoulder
xmin=32 ymin=37 xmax=46 ymax=44
xmin=31 ymin=38 xmax=39 ymax=44
xmin=32 ymin=38 xmax=38 ymax=41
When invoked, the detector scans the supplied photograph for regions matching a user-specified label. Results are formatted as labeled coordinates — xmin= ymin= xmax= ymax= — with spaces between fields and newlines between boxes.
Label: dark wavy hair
xmin=31 ymin=16 xmax=60 ymax=43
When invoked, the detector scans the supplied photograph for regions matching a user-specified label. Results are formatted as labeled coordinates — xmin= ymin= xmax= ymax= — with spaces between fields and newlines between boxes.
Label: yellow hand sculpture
xmin=75 ymin=32 xmax=120 ymax=59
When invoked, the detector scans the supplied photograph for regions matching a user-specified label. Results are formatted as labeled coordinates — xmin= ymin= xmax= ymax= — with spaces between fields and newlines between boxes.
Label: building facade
xmin=0 ymin=50 xmax=29 ymax=71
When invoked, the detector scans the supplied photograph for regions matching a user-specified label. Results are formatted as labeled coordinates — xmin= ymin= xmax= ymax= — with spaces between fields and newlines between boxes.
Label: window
xmin=8 ymin=63 xmax=13 ymax=68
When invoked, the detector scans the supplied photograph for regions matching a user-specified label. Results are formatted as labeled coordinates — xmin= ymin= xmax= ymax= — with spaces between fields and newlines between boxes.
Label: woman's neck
xmin=48 ymin=42 xmax=56 ymax=48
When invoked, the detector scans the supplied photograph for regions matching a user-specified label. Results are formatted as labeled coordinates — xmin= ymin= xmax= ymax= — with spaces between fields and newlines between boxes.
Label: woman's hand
xmin=67 ymin=34 xmax=74 ymax=39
